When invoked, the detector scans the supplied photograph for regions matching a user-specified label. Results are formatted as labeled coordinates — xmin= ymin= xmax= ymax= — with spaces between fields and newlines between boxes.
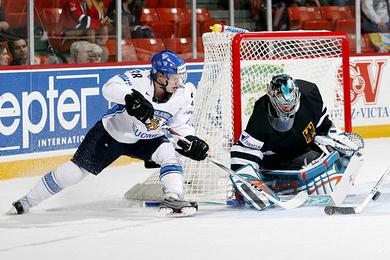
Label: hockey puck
xmin=372 ymin=191 xmax=381 ymax=201
xmin=324 ymin=205 xmax=335 ymax=215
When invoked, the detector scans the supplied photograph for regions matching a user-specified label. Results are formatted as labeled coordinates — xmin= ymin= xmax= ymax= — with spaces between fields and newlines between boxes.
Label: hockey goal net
xmin=125 ymin=31 xmax=351 ymax=203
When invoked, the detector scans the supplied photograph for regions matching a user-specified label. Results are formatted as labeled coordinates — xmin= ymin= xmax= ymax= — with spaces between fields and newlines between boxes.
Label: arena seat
xmin=156 ymin=8 xmax=189 ymax=37
xmin=35 ymin=0 xmax=67 ymax=8
xmin=5 ymin=12 xmax=27 ymax=29
xmin=163 ymin=37 xmax=192 ymax=59
xmin=133 ymin=38 xmax=166 ymax=61
xmin=122 ymin=40 xmax=138 ymax=62
xmin=105 ymin=39 xmax=116 ymax=61
xmin=302 ymin=19 xmax=331 ymax=31
xmin=320 ymin=6 xmax=353 ymax=30
xmin=334 ymin=18 xmax=356 ymax=34
xmin=140 ymin=8 xmax=160 ymax=26
xmin=288 ymin=6 xmax=323 ymax=30
xmin=149 ymin=21 xmax=175 ymax=38
xmin=348 ymin=34 xmax=376 ymax=53
xmin=189 ymin=7 xmax=213 ymax=22
xmin=144 ymin=0 xmax=159 ymax=8
xmin=156 ymin=8 xmax=186 ymax=23
xmin=158 ymin=0 xmax=187 ymax=8
xmin=41 ymin=8 xmax=62 ymax=34
xmin=3 ymin=0 xmax=26 ymax=13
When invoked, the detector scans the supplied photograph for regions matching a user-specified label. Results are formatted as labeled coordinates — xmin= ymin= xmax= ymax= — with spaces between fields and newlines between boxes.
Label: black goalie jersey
xmin=230 ymin=79 xmax=333 ymax=171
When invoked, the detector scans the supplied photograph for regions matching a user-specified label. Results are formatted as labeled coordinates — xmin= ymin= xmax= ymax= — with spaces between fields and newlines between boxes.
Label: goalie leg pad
xmin=262 ymin=151 xmax=345 ymax=195
xmin=231 ymin=165 xmax=275 ymax=210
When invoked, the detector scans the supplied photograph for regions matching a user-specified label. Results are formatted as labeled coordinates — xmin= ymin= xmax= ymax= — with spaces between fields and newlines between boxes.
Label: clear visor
xmin=272 ymin=87 xmax=300 ymax=114
xmin=165 ymin=72 xmax=187 ymax=86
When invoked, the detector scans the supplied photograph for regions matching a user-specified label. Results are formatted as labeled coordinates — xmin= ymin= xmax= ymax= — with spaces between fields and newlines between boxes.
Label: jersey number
xmin=130 ymin=70 xmax=143 ymax=78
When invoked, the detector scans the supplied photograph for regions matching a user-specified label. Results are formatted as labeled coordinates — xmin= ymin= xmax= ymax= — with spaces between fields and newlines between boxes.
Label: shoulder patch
xmin=239 ymin=131 xmax=264 ymax=150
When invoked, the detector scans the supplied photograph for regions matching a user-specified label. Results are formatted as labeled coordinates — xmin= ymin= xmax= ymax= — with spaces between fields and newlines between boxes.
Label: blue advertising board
xmin=0 ymin=63 xmax=203 ymax=162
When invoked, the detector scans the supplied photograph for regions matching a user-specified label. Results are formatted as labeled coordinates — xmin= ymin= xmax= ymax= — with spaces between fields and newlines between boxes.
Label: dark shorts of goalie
xmin=71 ymin=120 xmax=169 ymax=175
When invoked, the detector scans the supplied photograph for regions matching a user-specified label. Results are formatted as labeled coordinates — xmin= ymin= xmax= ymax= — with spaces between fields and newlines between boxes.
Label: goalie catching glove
xmin=177 ymin=135 xmax=209 ymax=161
xmin=315 ymin=126 xmax=364 ymax=156
xmin=125 ymin=89 xmax=154 ymax=124
xmin=327 ymin=126 xmax=361 ymax=153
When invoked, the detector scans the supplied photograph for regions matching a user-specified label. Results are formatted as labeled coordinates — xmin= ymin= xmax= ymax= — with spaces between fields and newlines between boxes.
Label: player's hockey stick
xmin=324 ymin=166 xmax=390 ymax=215
xmin=163 ymin=127 xmax=308 ymax=210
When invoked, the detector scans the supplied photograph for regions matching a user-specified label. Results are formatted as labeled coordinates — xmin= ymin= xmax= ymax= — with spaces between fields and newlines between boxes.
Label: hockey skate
xmin=158 ymin=193 xmax=198 ymax=217
xmin=7 ymin=196 xmax=32 ymax=215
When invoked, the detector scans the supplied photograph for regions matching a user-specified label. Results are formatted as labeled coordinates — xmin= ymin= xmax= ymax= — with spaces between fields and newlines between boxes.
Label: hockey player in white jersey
xmin=8 ymin=50 xmax=209 ymax=217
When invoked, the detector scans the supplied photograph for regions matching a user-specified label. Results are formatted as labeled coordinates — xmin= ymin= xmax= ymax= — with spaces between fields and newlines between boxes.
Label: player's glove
xmin=125 ymin=89 xmax=154 ymax=124
xmin=327 ymin=126 xmax=360 ymax=155
xmin=177 ymin=135 xmax=209 ymax=161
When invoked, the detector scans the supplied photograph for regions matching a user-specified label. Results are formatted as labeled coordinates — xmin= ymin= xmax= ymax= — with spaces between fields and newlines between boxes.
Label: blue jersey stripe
xmin=119 ymin=73 xmax=133 ymax=86
xmin=102 ymin=104 xmax=126 ymax=118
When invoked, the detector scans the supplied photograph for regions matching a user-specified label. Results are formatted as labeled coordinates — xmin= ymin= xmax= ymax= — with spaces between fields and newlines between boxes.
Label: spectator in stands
xmin=107 ymin=0 xmax=154 ymax=38
xmin=362 ymin=0 xmax=390 ymax=33
xmin=86 ymin=0 xmax=110 ymax=45
xmin=8 ymin=38 xmax=42 ymax=65
xmin=8 ymin=38 xmax=28 ymax=65
xmin=90 ymin=43 xmax=103 ymax=63
xmin=60 ymin=0 xmax=112 ymax=44
xmin=69 ymin=40 xmax=92 ymax=64
xmin=251 ymin=0 xmax=294 ymax=31
xmin=250 ymin=0 xmax=267 ymax=31
xmin=0 ymin=45 xmax=9 ymax=65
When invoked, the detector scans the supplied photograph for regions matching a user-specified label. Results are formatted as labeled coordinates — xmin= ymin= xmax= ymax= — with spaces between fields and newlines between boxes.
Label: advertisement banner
xmin=349 ymin=56 xmax=390 ymax=128
xmin=0 ymin=64 xmax=203 ymax=164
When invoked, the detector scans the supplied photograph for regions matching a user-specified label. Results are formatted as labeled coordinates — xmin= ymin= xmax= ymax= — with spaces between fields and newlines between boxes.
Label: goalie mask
xmin=267 ymin=74 xmax=301 ymax=132
xmin=151 ymin=50 xmax=187 ymax=89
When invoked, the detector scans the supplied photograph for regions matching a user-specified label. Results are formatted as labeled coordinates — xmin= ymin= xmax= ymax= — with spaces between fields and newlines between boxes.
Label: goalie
xmin=230 ymin=74 xmax=364 ymax=209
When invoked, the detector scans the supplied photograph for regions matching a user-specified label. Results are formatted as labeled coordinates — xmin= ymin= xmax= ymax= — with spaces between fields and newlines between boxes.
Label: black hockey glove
xmin=125 ymin=89 xmax=154 ymax=124
xmin=177 ymin=135 xmax=209 ymax=161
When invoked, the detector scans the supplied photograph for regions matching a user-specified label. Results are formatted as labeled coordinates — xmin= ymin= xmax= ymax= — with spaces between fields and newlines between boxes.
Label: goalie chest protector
xmin=245 ymin=80 xmax=333 ymax=160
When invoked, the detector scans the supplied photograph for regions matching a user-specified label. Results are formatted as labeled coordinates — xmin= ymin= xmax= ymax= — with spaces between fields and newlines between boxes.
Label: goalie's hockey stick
xmin=324 ymin=166 xmax=390 ymax=215
xmin=163 ymin=127 xmax=308 ymax=210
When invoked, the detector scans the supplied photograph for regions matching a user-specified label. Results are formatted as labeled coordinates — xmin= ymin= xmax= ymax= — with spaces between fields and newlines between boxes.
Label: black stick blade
xmin=324 ymin=205 xmax=356 ymax=215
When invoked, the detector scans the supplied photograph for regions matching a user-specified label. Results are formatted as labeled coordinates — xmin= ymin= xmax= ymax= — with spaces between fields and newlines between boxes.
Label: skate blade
xmin=6 ymin=207 xmax=18 ymax=215
xmin=157 ymin=207 xmax=197 ymax=218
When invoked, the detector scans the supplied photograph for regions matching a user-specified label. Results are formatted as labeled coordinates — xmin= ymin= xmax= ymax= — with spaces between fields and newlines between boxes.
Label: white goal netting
xmin=125 ymin=31 xmax=351 ymax=203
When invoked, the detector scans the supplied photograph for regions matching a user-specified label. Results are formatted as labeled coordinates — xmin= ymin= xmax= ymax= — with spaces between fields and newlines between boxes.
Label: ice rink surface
xmin=1 ymin=138 xmax=390 ymax=260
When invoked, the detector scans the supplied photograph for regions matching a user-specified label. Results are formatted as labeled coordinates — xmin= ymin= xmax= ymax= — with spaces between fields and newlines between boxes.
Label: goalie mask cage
xmin=125 ymin=31 xmax=351 ymax=203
